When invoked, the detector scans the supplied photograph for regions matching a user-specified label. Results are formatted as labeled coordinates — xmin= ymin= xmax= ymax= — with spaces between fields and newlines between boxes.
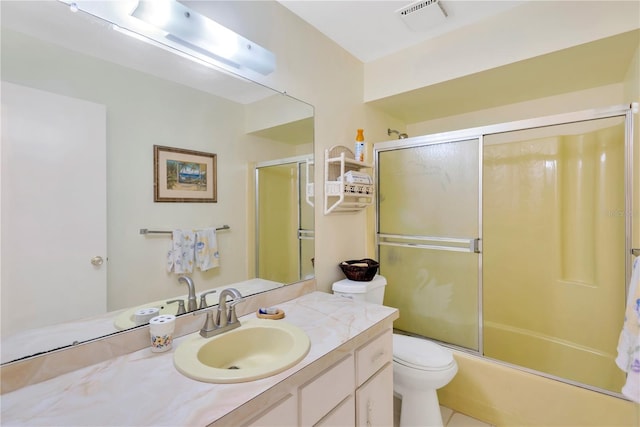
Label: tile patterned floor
xmin=394 ymin=397 xmax=494 ymax=427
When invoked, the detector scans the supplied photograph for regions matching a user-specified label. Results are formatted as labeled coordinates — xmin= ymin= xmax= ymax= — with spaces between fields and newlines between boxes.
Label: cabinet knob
xmin=91 ymin=256 xmax=104 ymax=266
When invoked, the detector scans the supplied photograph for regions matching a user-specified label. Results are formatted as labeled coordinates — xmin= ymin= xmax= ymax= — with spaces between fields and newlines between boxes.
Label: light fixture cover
xmin=59 ymin=0 xmax=276 ymax=75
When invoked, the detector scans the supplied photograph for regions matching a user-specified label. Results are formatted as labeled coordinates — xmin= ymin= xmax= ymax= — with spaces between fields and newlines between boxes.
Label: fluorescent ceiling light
xmin=60 ymin=0 xmax=276 ymax=75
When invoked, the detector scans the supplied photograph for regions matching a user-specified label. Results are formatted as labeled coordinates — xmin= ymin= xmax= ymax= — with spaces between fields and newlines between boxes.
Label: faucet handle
xmin=198 ymin=290 xmax=218 ymax=309
xmin=166 ymin=299 xmax=186 ymax=315
xmin=227 ymin=298 xmax=244 ymax=324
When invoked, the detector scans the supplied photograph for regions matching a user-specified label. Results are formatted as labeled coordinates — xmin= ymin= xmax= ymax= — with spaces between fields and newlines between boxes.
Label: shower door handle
xmin=378 ymin=234 xmax=481 ymax=253
xmin=298 ymin=229 xmax=315 ymax=240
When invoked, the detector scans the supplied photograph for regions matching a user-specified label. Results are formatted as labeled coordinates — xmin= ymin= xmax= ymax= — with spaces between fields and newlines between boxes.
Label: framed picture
xmin=154 ymin=145 xmax=217 ymax=203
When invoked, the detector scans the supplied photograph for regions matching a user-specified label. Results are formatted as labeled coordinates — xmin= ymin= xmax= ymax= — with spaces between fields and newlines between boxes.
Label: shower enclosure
xmin=376 ymin=105 xmax=635 ymax=396
xmin=255 ymin=156 xmax=314 ymax=284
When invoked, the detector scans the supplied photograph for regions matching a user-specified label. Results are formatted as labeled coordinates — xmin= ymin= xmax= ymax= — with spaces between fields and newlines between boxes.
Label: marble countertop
xmin=1 ymin=291 xmax=397 ymax=427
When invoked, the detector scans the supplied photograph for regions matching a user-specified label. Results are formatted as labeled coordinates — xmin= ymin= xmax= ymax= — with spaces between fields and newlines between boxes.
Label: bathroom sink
xmin=113 ymin=291 xmax=221 ymax=330
xmin=113 ymin=300 xmax=176 ymax=330
xmin=173 ymin=319 xmax=310 ymax=383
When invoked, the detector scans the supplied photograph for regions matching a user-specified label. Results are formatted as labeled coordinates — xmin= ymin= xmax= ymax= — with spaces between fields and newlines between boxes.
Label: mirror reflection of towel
xmin=195 ymin=228 xmax=220 ymax=271
xmin=167 ymin=229 xmax=196 ymax=274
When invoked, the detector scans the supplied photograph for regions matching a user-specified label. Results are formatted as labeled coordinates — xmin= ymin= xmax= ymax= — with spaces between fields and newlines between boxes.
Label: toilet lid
xmin=392 ymin=333 xmax=454 ymax=370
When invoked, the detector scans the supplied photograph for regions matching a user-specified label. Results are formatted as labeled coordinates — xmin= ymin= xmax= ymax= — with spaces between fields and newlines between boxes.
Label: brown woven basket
xmin=339 ymin=259 xmax=379 ymax=282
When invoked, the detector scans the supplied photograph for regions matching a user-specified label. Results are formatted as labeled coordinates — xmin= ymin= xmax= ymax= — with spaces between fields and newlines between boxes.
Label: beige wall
xmin=364 ymin=1 xmax=640 ymax=102
xmin=408 ymin=83 xmax=628 ymax=135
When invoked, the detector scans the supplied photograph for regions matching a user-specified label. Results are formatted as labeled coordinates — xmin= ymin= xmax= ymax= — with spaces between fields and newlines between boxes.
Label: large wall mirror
xmin=0 ymin=1 xmax=314 ymax=364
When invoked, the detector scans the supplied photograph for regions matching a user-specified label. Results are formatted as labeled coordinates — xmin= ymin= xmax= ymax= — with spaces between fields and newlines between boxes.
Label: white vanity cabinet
xmin=240 ymin=329 xmax=393 ymax=427
xmin=355 ymin=330 xmax=394 ymax=426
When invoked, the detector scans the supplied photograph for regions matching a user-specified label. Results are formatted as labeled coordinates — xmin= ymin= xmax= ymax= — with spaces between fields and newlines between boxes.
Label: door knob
xmin=91 ymin=256 xmax=104 ymax=266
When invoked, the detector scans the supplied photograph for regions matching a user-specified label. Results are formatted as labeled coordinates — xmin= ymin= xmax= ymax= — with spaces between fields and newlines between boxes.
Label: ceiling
xmin=278 ymin=0 xmax=526 ymax=63
xmin=279 ymin=0 xmax=639 ymax=124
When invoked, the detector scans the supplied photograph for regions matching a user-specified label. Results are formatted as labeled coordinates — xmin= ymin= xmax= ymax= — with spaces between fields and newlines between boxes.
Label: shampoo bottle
xmin=355 ymin=129 xmax=365 ymax=162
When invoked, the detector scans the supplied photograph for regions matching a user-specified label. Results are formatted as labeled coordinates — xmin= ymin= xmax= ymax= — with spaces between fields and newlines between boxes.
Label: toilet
xmin=332 ymin=276 xmax=458 ymax=427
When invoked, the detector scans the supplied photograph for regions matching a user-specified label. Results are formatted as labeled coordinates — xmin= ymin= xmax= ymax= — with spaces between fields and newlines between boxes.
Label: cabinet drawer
xmin=300 ymin=355 xmax=354 ymax=426
xmin=355 ymin=329 xmax=392 ymax=386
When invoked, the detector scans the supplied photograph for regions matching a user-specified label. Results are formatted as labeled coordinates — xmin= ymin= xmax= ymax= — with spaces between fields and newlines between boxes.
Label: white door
xmin=1 ymin=82 xmax=107 ymax=336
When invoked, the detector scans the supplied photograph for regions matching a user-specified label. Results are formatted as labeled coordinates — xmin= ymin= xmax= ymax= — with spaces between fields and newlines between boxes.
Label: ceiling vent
xmin=396 ymin=0 xmax=448 ymax=32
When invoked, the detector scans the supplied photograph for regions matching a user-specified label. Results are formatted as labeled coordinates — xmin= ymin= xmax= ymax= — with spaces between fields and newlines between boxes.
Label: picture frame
xmin=154 ymin=145 xmax=217 ymax=203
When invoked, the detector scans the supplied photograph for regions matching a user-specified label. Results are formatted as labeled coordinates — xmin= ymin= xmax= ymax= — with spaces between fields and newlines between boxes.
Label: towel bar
xmin=632 ymin=248 xmax=640 ymax=256
xmin=140 ymin=225 xmax=230 ymax=235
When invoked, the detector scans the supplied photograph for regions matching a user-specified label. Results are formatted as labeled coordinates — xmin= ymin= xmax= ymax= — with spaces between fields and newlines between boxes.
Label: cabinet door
xmin=356 ymin=363 xmax=393 ymax=427
xmin=315 ymin=395 xmax=355 ymax=427
xmin=245 ymin=394 xmax=297 ymax=427
xmin=300 ymin=355 xmax=354 ymax=426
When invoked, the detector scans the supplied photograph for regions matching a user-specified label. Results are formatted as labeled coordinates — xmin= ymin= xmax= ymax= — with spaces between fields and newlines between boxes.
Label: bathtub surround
xmin=438 ymin=351 xmax=639 ymax=427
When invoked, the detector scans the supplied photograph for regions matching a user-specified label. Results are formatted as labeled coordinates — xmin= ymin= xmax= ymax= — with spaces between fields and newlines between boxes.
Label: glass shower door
xmin=377 ymin=139 xmax=481 ymax=350
xmin=482 ymin=117 xmax=627 ymax=393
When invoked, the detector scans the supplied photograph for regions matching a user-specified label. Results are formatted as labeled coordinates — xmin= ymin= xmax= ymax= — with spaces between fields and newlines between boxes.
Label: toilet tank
xmin=332 ymin=275 xmax=387 ymax=304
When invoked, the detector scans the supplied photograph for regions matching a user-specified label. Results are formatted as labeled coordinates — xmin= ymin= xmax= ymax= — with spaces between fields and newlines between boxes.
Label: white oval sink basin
xmin=173 ymin=319 xmax=310 ymax=383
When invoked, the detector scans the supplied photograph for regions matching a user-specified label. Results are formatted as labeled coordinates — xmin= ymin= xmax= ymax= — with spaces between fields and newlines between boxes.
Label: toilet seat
xmin=393 ymin=333 xmax=455 ymax=371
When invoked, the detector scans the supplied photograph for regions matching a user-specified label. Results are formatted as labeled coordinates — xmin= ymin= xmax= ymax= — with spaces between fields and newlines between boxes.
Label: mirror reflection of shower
xmin=388 ymin=128 xmax=408 ymax=139
xmin=255 ymin=156 xmax=314 ymax=284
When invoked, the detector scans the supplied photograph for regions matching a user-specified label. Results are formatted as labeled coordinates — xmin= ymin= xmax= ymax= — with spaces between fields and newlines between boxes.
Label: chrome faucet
xmin=200 ymin=287 xmax=243 ymax=338
xmin=198 ymin=289 xmax=218 ymax=309
xmin=178 ymin=276 xmax=198 ymax=312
